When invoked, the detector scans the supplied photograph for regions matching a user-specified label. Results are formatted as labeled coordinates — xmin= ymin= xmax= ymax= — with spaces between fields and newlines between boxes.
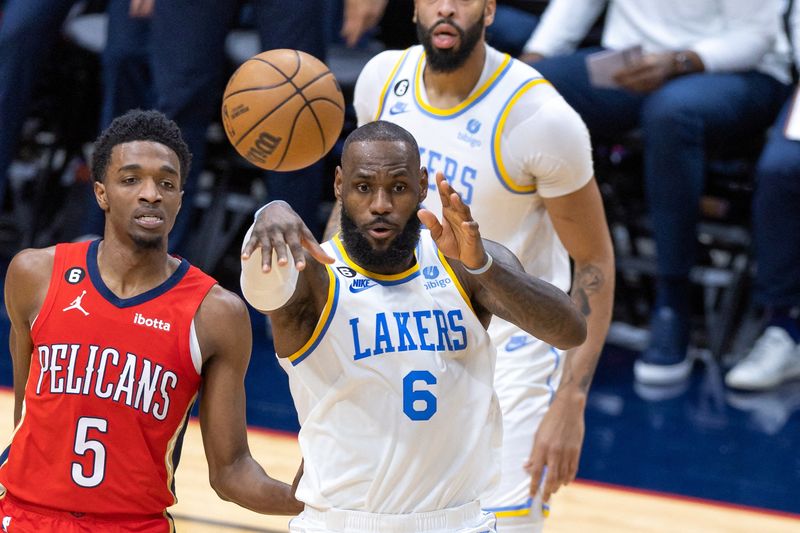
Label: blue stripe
xmin=87 ymin=239 xmax=190 ymax=308
xmin=484 ymin=497 xmax=533 ymax=512
xmin=369 ymin=271 xmax=421 ymax=286
xmin=413 ymin=58 xmax=513 ymax=120
xmin=490 ymin=78 xmax=543 ymax=195
xmin=291 ymin=273 xmax=340 ymax=366
xmin=0 ymin=443 xmax=10 ymax=465
xmin=546 ymin=347 xmax=560 ymax=406
xmin=377 ymin=50 xmax=413 ymax=120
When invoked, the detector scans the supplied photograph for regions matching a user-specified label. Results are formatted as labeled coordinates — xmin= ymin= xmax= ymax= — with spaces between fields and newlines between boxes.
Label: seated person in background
xmin=240 ymin=121 xmax=587 ymax=532
xmin=726 ymin=1 xmax=800 ymax=391
xmin=522 ymin=0 xmax=793 ymax=385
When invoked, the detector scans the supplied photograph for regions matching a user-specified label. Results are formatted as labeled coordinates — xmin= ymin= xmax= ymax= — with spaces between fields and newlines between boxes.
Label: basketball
xmin=221 ymin=49 xmax=345 ymax=171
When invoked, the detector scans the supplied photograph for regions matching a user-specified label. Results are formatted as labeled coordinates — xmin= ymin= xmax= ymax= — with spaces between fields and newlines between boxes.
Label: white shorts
xmin=481 ymin=333 xmax=562 ymax=532
xmin=289 ymin=501 xmax=496 ymax=533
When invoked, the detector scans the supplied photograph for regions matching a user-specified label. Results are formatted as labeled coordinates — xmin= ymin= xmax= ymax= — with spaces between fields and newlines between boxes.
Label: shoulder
xmin=194 ymin=285 xmax=252 ymax=363
xmin=5 ymin=246 xmax=57 ymax=325
xmin=6 ymin=246 xmax=56 ymax=290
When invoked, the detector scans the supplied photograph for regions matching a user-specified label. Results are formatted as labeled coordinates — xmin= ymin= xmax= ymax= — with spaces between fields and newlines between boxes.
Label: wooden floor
xmin=0 ymin=390 xmax=797 ymax=532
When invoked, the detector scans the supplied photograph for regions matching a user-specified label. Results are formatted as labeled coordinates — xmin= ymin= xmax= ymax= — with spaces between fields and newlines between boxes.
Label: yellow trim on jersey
xmin=414 ymin=52 xmax=512 ymax=116
xmin=332 ymin=235 xmax=419 ymax=281
xmin=494 ymin=507 xmax=532 ymax=518
xmin=287 ymin=266 xmax=337 ymax=363
xmin=374 ymin=49 xmax=413 ymax=120
xmin=493 ymin=78 xmax=551 ymax=193
xmin=437 ymin=250 xmax=475 ymax=314
xmin=164 ymin=393 xmax=197 ymax=505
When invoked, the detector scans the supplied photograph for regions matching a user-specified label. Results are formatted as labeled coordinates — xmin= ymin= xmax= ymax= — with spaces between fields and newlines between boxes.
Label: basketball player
xmin=0 ymin=110 xmax=302 ymax=531
xmin=340 ymin=1 xmax=616 ymax=531
xmin=241 ymin=121 xmax=586 ymax=532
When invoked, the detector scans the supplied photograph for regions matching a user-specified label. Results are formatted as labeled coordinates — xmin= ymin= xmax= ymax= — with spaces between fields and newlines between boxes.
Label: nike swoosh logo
xmin=349 ymin=282 xmax=377 ymax=293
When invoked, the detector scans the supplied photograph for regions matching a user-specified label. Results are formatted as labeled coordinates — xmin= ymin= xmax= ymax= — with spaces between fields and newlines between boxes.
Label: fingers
xmin=525 ymin=446 xmax=547 ymax=501
xmin=341 ymin=0 xmax=386 ymax=47
xmin=301 ymin=227 xmax=336 ymax=266
xmin=129 ymin=0 xmax=155 ymax=17
xmin=417 ymin=209 xmax=442 ymax=238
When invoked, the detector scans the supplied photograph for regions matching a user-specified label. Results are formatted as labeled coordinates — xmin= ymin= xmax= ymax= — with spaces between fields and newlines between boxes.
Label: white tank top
xmin=355 ymin=45 xmax=594 ymax=346
xmin=278 ymin=230 xmax=501 ymax=513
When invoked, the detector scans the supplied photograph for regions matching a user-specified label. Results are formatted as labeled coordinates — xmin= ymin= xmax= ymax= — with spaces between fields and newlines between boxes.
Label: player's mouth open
xmin=432 ymin=25 xmax=459 ymax=49
xmin=135 ymin=214 xmax=164 ymax=228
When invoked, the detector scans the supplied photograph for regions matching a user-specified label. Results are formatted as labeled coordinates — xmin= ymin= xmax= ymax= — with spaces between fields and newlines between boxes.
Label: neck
xmin=96 ymin=233 xmax=177 ymax=298
xmin=423 ymin=42 xmax=487 ymax=108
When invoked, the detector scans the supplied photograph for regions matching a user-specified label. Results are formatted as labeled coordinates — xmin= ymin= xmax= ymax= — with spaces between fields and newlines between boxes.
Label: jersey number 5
xmin=403 ymin=370 xmax=437 ymax=421
xmin=72 ymin=416 xmax=107 ymax=488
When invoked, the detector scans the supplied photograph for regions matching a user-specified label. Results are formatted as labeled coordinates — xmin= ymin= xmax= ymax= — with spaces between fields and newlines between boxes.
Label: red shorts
xmin=0 ymin=494 xmax=173 ymax=533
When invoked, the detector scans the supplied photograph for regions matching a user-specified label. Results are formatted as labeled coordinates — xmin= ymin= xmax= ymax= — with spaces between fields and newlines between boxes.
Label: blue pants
xmin=533 ymin=48 xmax=789 ymax=284
xmin=150 ymin=0 xmax=328 ymax=251
xmin=0 ymin=0 xmax=77 ymax=207
xmin=752 ymin=94 xmax=800 ymax=308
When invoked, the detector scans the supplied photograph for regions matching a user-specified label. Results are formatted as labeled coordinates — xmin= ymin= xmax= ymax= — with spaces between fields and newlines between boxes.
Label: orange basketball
xmin=221 ymin=49 xmax=345 ymax=171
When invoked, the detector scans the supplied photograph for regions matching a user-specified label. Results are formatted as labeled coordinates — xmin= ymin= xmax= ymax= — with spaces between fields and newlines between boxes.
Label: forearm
xmin=211 ymin=456 xmax=303 ymax=515
xmin=474 ymin=253 xmax=586 ymax=349
xmin=557 ymin=260 xmax=614 ymax=399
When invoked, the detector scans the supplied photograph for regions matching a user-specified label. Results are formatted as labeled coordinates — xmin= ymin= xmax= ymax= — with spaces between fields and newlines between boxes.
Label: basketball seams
xmin=223 ymin=50 xmax=344 ymax=170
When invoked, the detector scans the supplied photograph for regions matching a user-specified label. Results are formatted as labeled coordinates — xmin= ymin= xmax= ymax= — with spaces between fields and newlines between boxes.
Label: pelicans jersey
xmin=279 ymin=231 xmax=502 ymax=514
xmin=0 ymin=240 xmax=215 ymax=517
xmin=354 ymin=45 xmax=593 ymax=527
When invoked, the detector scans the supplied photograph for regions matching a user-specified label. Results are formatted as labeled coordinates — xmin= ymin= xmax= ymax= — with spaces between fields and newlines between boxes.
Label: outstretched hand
xmin=241 ymin=201 xmax=334 ymax=272
xmin=418 ymin=172 xmax=487 ymax=271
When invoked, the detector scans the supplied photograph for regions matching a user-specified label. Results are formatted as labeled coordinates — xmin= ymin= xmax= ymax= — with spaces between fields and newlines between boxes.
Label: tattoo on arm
xmin=572 ymin=264 xmax=604 ymax=317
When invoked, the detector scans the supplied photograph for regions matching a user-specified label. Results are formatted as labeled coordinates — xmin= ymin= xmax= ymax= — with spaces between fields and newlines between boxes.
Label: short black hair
xmin=92 ymin=109 xmax=191 ymax=186
xmin=342 ymin=120 xmax=420 ymax=167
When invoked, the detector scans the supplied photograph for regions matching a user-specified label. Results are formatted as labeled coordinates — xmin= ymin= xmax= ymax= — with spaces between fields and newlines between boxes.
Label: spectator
xmin=522 ymin=0 xmax=793 ymax=385
xmin=726 ymin=1 xmax=800 ymax=391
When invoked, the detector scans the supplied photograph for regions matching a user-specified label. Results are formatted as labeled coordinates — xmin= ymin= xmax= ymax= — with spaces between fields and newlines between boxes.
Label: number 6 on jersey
xmin=403 ymin=370 xmax=437 ymax=421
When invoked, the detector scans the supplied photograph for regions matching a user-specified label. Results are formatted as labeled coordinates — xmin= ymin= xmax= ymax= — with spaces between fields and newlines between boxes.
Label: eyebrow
xmin=117 ymin=164 xmax=179 ymax=176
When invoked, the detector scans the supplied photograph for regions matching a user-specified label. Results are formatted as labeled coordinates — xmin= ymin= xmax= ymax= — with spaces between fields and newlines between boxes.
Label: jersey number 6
xmin=72 ymin=416 xmax=108 ymax=488
xmin=403 ymin=370 xmax=437 ymax=421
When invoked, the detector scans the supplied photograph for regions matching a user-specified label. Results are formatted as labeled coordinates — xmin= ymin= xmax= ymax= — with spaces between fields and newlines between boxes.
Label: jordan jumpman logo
xmin=63 ymin=290 xmax=89 ymax=316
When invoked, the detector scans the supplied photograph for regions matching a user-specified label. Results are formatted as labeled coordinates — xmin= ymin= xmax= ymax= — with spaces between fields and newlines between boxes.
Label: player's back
xmin=279 ymin=231 xmax=502 ymax=514
xmin=0 ymin=240 xmax=216 ymax=515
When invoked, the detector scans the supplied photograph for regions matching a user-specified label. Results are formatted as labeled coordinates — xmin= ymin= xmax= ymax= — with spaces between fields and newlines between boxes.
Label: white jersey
xmin=354 ymin=44 xmax=593 ymax=348
xmin=278 ymin=230 xmax=502 ymax=514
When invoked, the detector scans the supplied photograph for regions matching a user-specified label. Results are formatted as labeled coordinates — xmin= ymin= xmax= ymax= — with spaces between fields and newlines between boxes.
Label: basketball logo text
xmin=247 ymin=132 xmax=282 ymax=164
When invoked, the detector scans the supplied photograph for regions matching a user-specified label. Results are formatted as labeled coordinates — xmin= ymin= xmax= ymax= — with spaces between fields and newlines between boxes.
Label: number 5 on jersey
xmin=72 ymin=416 xmax=107 ymax=488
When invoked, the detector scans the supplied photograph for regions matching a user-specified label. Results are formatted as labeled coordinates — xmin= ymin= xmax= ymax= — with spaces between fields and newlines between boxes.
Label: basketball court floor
xmin=0 ymin=307 xmax=798 ymax=532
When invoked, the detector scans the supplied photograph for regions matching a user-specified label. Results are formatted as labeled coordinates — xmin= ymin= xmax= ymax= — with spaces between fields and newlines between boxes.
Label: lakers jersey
xmin=278 ymin=231 xmax=501 ymax=513
xmin=354 ymin=44 xmax=593 ymax=347
xmin=0 ymin=240 xmax=216 ymax=515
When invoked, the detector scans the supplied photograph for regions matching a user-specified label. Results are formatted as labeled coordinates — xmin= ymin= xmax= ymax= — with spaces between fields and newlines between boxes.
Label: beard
xmin=417 ymin=14 xmax=485 ymax=73
xmin=131 ymin=233 xmax=164 ymax=251
xmin=340 ymin=205 xmax=421 ymax=272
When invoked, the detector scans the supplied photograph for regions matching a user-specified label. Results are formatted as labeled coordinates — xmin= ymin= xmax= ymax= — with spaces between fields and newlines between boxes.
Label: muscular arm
xmin=467 ymin=241 xmax=586 ymax=350
xmin=195 ymin=286 xmax=302 ymax=514
xmin=530 ymin=177 xmax=614 ymax=501
xmin=4 ymin=248 xmax=54 ymax=425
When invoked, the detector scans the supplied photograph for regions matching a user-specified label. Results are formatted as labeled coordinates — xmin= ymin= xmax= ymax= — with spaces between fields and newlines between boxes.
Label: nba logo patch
xmin=423 ymin=266 xmax=439 ymax=279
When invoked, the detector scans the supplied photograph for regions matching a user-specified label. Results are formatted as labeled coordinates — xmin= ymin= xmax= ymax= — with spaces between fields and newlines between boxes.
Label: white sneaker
xmin=725 ymin=327 xmax=800 ymax=390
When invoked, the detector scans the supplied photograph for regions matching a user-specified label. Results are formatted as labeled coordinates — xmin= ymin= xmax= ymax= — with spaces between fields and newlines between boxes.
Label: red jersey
xmin=0 ymin=240 xmax=216 ymax=516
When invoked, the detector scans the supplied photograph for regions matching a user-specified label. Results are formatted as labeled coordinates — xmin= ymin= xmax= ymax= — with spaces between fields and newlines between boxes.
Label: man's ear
xmin=94 ymin=181 xmax=109 ymax=211
xmin=334 ymin=166 xmax=343 ymax=201
xmin=485 ymin=0 xmax=496 ymax=27
xmin=419 ymin=166 xmax=428 ymax=202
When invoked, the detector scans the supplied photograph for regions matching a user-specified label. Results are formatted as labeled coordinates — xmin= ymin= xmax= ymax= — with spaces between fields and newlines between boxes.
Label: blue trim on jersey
xmin=291 ymin=272 xmax=340 ymax=366
xmin=0 ymin=444 xmax=10 ymax=466
xmin=370 ymin=271 xmax=421 ymax=286
xmin=546 ymin=347 xmax=561 ymax=406
xmin=377 ymin=50 xmax=413 ymax=120
xmin=412 ymin=55 xmax=513 ymax=120
xmin=490 ymin=78 xmax=544 ymax=195
xmin=484 ymin=496 xmax=534 ymax=512
xmin=169 ymin=399 xmax=193 ymax=497
xmin=87 ymin=239 xmax=190 ymax=308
